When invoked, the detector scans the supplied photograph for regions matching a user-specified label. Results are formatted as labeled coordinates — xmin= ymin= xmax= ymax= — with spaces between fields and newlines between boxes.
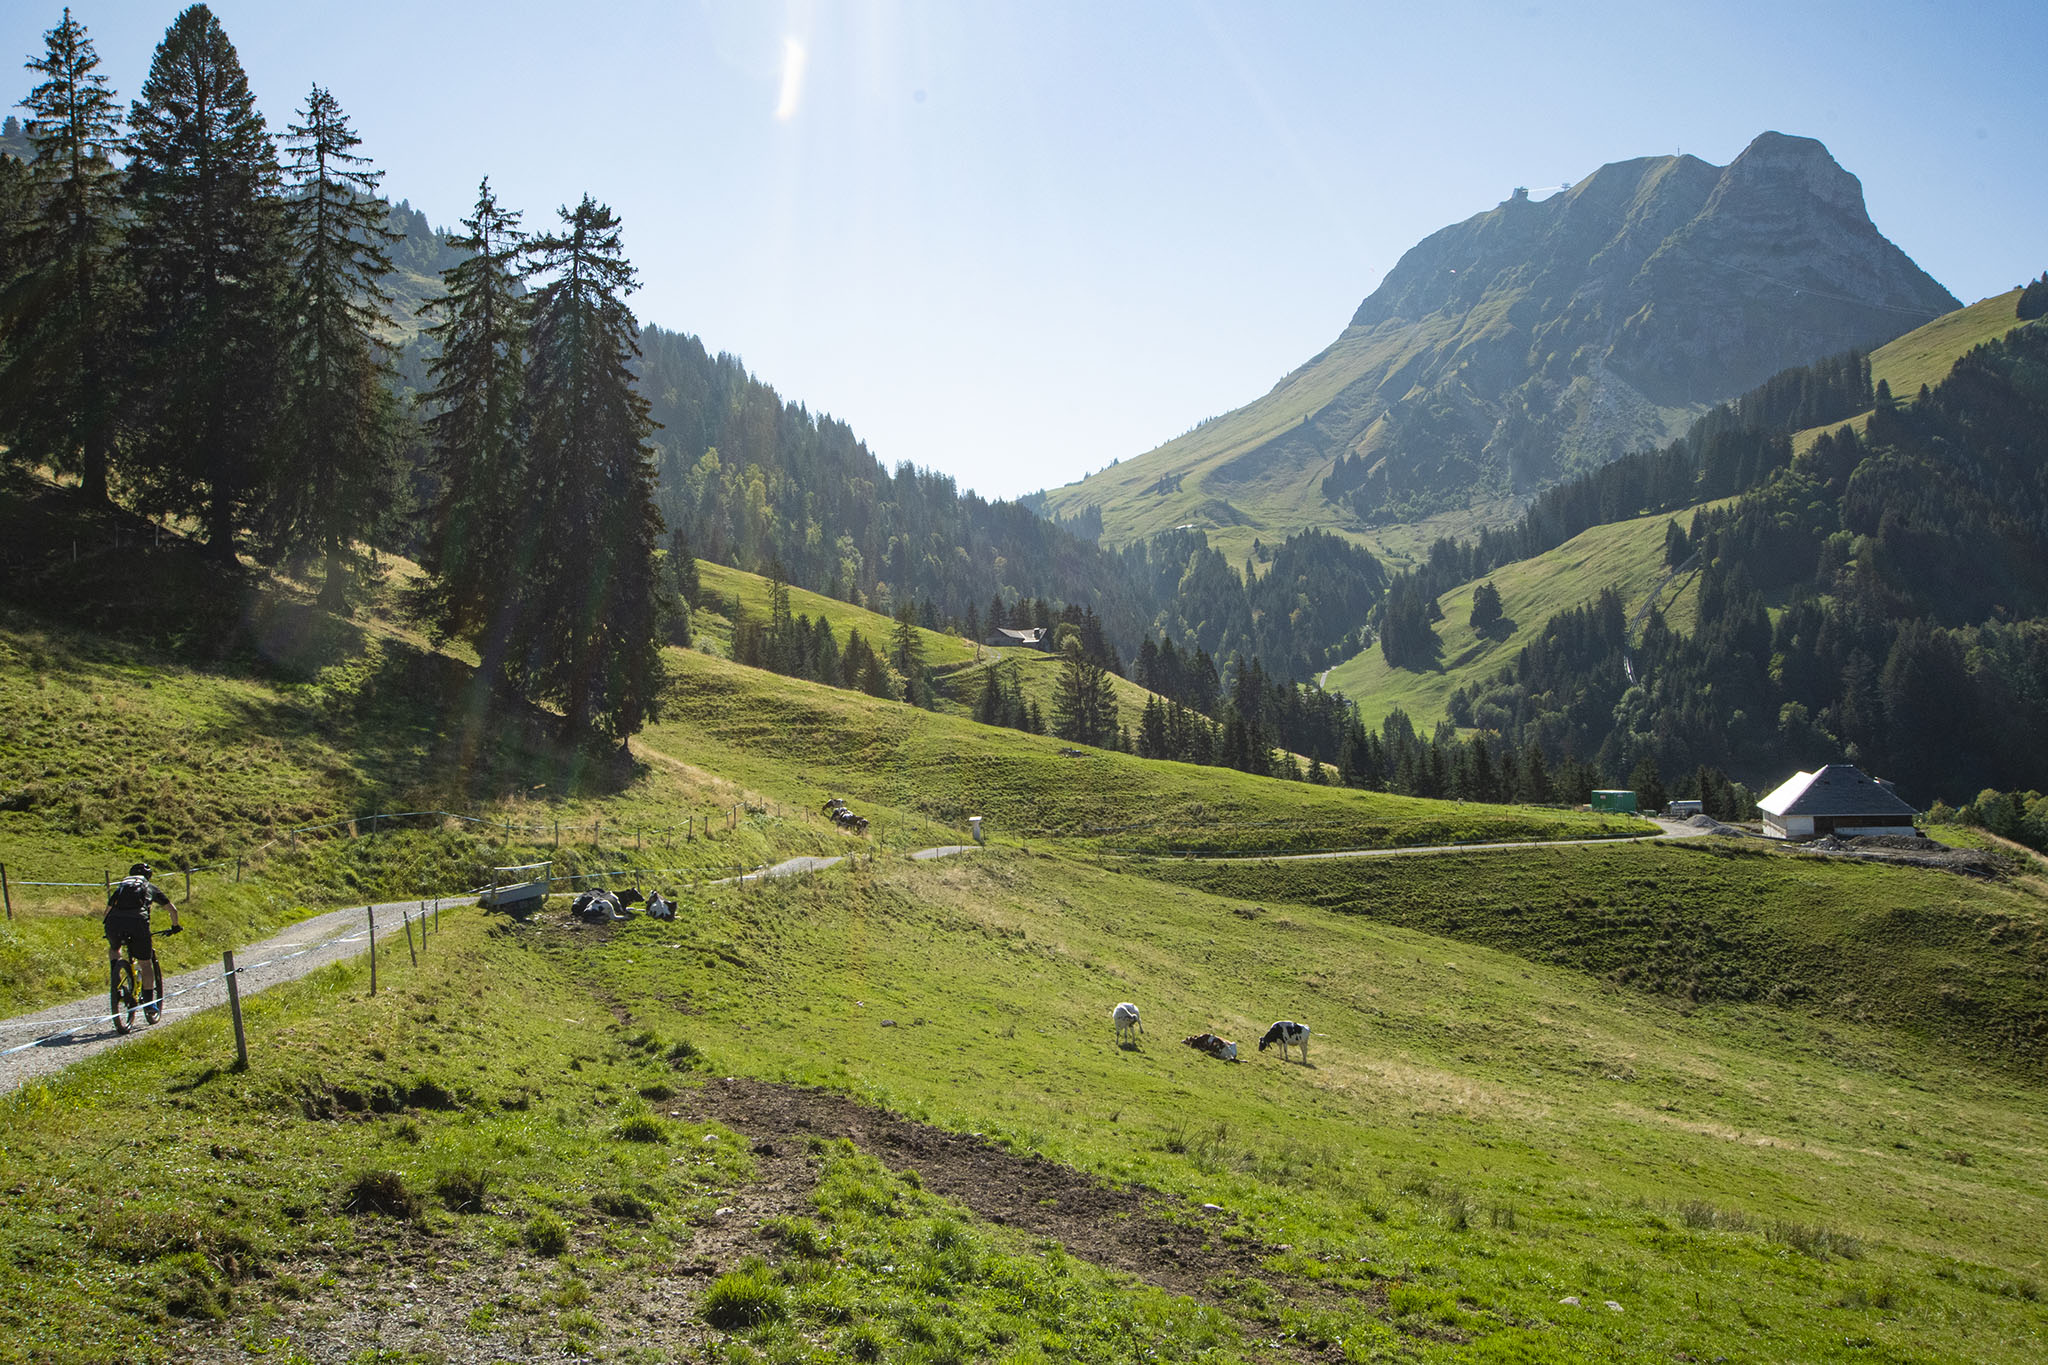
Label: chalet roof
xmin=1757 ymin=764 xmax=1918 ymax=819
xmin=992 ymin=627 xmax=1046 ymax=645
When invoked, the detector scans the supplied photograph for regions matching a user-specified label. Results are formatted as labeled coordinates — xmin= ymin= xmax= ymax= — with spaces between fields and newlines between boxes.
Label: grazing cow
xmin=1182 ymin=1032 xmax=1239 ymax=1061
xmin=1258 ymin=1020 xmax=1310 ymax=1063
xmin=1112 ymin=1001 xmax=1142 ymax=1045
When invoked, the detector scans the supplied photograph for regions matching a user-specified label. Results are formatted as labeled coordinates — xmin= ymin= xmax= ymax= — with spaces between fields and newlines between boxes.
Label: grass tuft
xmin=340 ymin=1168 xmax=420 ymax=1220
xmin=524 ymin=1210 xmax=570 ymax=1256
xmin=701 ymin=1257 xmax=788 ymax=1331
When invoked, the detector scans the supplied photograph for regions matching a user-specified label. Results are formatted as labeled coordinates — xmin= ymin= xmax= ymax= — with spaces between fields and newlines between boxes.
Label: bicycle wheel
xmin=111 ymin=957 xmax=136 ymax=1034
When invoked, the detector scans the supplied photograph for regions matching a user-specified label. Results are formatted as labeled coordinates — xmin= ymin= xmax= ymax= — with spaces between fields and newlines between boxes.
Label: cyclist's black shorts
xmin=105 ymin=913 xmax=154 ymax=962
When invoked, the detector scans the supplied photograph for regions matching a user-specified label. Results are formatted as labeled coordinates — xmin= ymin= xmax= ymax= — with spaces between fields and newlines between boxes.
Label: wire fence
xmin=0 ymin=844 xmax=875 ymax=1071
xmin=0 ymin=891 xmax=469 ymax=1064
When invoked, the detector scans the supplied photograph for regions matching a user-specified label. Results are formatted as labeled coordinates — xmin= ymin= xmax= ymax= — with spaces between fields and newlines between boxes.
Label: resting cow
xmin=1182 ymin=1032 xmax=1239 ymax=1061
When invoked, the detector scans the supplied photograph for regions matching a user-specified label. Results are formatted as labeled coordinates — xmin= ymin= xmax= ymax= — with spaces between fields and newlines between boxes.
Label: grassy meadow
xmin=5 ymin=832 xmax=2046 ymax=1361
xmin=1789 ymin=290 xmax=2031 ymax=457
xmin=1321 ymin=503 xmax=1724 ymax=730
xmin=7 ymin=485 xmax=2048 ymax=1362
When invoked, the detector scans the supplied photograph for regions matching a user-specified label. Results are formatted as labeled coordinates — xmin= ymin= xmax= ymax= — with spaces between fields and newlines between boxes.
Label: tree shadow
xmin=1475 ymin=616 xmax=1519 ymax=641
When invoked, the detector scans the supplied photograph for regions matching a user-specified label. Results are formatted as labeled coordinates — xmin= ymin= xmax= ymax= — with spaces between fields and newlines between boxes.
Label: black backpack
xmin=107 ymin=876 xmax=153 ymax=920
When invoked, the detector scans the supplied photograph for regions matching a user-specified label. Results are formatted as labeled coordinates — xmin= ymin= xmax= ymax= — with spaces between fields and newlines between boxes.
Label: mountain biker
xmin=105 ymin=862 xmax=181 ymax=1024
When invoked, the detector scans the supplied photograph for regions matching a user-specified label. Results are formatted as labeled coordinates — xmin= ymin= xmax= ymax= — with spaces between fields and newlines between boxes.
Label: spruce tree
xmin=265 ymin=84 xmax=401 ymax=608
xmin=0 ymin=8 xmax=128 ymax=501
xmin=123 ymin=4 xmax=287 ymax=562
xmin=418 ymin=178 xmax=527 ymax=653
xmin=1052 ymin=639 xmax=1119 ymax=747
xmin=508 ymin=194 xmax=664 ymax=744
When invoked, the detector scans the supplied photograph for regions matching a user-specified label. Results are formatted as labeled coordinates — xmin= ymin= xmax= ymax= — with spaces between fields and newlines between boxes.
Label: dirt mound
xmin=683 ymin=1075 xmax=1274 ymax=1300
xmin=1801 ymin=834 xmax=2003 ymax=876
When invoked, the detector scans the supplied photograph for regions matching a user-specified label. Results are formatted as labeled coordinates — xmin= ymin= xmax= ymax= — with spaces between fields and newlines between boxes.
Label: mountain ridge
xmin=1046 ymin=132 xmax=1958 ymax=555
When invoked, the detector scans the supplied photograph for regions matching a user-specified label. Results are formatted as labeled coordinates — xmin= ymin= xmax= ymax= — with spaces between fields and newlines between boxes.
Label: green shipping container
xmin=1590 ymin=790 xmax=1638 ymax=813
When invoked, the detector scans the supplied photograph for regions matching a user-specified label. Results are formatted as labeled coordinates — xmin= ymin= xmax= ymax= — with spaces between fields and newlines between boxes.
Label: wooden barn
xmin=1756 ymin=764 xmax=1919 ymax=840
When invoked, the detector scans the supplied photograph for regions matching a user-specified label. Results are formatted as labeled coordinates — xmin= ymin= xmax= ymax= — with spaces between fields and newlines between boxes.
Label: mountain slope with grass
xmin=6 ymin=475 xmax=2048 ymax=1362
xmin=1044 ymin=133 xmax=1957 ymax=562
xmin=1321 ymin=500 xmax=1723 ymax=730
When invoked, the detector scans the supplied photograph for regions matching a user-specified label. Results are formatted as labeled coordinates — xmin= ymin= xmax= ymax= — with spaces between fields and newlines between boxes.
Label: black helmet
xmin=128 ymin=862 xmax=153 ymax=878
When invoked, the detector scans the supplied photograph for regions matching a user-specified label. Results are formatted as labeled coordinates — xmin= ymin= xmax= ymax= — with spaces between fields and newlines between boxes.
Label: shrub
xmin=701 ymin=1258 xmax=787 ymax=1331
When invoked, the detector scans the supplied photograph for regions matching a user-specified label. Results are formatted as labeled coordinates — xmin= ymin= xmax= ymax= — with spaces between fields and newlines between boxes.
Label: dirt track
xmin=683 ymin=1075 xmax=1277 ymax=1301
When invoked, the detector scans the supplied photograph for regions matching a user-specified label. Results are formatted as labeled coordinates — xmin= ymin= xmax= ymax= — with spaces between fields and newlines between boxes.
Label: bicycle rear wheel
xmin=111 ymin=957 xmax=136 ymax=1034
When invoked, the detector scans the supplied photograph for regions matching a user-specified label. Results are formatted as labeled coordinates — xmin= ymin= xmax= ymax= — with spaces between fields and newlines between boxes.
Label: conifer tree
xmin=1469 ymin=580 xmax=1504 ymax=631
xmin=123 ymin=4 xmax=287 ymax=562
xmin=419 ymin=178 xmax=527 ymax=652
xmin=891 ymin=601 xmax=925 ymax=705
xmin=1052 ymin=639 xmax=1119 ymax=747
xmin=265 ymin=84 xmax=401 ymax=608
xmin=507 ymin=194 xmax=664 ymax=744
xmin=0 ymin=8 xmax=128 ymax=501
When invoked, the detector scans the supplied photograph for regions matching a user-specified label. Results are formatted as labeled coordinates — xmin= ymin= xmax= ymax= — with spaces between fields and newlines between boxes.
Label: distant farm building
xmin=1590 ymin=790 xmax=1637 ymax=813
xmin=987 ymin=627 xmax=1049 ymax=649
xmin=1756 ymin=765 xmax=1918 ymax=840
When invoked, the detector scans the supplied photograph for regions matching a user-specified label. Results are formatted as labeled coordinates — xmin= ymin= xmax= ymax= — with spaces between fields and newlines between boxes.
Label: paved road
xmin=0 ymin=848 xmax=983 ymax=1096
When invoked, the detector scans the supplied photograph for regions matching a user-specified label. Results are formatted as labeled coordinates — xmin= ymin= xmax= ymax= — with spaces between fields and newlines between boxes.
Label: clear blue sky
xmin=7 ymin=1 xmax=2044 ymax=499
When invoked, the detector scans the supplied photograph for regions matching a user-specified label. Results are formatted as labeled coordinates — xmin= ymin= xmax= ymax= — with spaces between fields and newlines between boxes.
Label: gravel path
xmin=0 ymin=894 xmax=449 ymax=1096
xmin=0 ymin=848 xmax=979 ymax=1096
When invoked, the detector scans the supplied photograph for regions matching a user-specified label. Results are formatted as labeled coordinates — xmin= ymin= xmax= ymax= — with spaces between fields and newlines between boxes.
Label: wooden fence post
xmin=366 ymin=906 xmax=378 ymax=995
xmin=183 ymin=866 xmax=192 ymax=902
xmin=235 ymin=857 xmax=242 ymax=884
xmin=403 ymin=909 xmax=418 ymax=967
xmin=223 ymin=950 xmax=248 ymax=1070
xmin=1 ymin=863 xmax=10 ymax=920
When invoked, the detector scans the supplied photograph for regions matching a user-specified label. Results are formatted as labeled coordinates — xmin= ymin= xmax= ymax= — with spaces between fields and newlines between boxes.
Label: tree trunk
xmin=318 ymin=549 xmax=348 ymax=613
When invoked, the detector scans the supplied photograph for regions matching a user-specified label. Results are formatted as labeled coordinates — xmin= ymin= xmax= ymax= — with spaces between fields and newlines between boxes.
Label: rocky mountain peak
xmin=1710 ymin=131 xmax=1869 ymax=220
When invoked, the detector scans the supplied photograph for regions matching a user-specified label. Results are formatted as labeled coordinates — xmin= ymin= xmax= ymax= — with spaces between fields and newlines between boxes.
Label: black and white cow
xmin=1258 ymin=1019 xmax=1310 ymax=1063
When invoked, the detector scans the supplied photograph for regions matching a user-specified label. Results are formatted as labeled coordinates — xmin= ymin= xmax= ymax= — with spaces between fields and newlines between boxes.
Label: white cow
xmin=1112 ymin=1001 xmax=1143 ymax=1045
xmin=1259 ymin=1020 xmax=1310 ymax=1063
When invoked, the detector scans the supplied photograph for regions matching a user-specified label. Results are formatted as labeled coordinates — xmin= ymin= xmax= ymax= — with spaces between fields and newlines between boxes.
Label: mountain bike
xmin=109 ymin=924 xmax=180 ymax=1035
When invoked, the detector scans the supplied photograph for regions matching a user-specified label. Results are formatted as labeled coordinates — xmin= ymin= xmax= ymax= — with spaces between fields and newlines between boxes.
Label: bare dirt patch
xmin=188 ymin=1076 xmax=1338 ymax=1363
xmin=679 ymin=1074 xmax=1278 ymax=1302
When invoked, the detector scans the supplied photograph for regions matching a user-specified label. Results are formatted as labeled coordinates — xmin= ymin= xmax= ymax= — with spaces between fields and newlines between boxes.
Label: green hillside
xmin=1322 ymin=501 xmax=1725 ymax=730
xmin=5 ymin=807 xmax=2047 ymax=1360
xmin=693 ymin=560 xmax=980 ymax=672
xmin=693 ymin=559 xmax=1194 ymax=738
xmin=8 ymin=487 xmax=2048 ymax=1362
xmin=1791 ymin=287 xmax=2032 ymax=454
